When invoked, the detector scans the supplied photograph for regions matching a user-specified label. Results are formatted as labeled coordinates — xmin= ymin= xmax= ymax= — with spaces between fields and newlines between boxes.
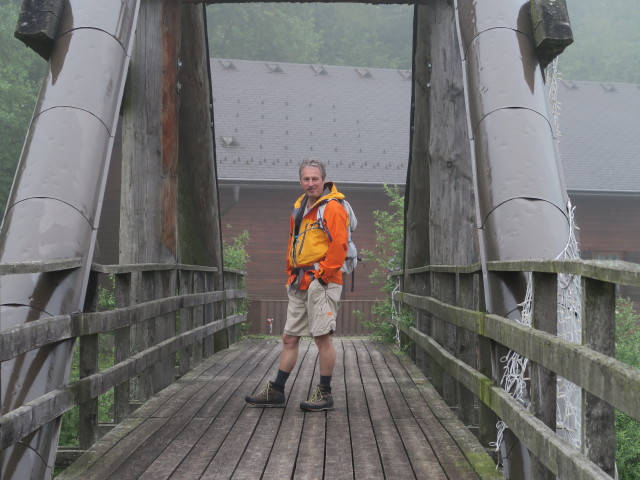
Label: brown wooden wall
xmin=97 ymin=152 xmax=640 ymax=322
xmin=218 ymin=182 xmax=396 ymax=302
xmin=572 ymin=194 xmax=640 ymax=258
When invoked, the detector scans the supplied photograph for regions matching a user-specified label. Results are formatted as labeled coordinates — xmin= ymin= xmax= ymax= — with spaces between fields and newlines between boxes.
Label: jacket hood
xmin=293 ymin=182 xmax=345 ymax=209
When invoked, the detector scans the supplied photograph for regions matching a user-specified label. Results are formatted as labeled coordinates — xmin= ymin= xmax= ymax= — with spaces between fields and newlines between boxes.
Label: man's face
xmin=299 ymin=166 xmax=325 ymax=203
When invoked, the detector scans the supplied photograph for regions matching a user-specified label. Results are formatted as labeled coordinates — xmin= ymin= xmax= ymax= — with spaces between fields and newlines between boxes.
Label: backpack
xmin=317 ymin=198 xmax=359 ymax=277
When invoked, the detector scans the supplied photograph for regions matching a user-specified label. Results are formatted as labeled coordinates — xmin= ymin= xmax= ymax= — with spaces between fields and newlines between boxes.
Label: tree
xmin=614 ymin=297 xmax=640 ymax=479
xmin=560 ymin=0 xmax=640 ymax=83
xmin=206 ymin=4 xmax=413 ymax=69
xmin=0 ymin=1 xmax=44 ymax=215
xmin=207 ymin=4 xmax=322 ymax=64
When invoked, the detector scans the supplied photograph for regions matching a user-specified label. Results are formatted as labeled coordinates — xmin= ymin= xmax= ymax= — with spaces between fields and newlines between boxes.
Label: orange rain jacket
xmin=286 ymin=182 xmax=349 ymax=291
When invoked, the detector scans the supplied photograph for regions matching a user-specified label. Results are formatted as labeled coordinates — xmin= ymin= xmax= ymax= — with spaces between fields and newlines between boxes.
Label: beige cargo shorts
xmin=284 ymin=279 xmax=342 ymax=337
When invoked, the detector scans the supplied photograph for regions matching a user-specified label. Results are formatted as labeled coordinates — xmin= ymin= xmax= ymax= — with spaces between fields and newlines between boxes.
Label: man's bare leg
xmin=279 ymin=334 xmax=300 ymax=372
xmin=314 ymin=333 xmax=335 ymax=376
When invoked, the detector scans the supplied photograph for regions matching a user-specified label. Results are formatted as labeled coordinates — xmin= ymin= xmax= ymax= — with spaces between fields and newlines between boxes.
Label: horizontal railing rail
xmin=392 ymin=258 xmax=640 ymax=480
xmin=0 ymin=262 xmax=247 ymax=459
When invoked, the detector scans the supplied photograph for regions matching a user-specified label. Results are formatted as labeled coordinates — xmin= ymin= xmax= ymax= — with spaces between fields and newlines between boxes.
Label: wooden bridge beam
xmin=121 ymin=0 xmax=182 ymax=401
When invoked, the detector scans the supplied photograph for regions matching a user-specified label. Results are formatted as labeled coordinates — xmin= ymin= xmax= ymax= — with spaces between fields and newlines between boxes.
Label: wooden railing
xmin=392 ymin=259 xmax=640 ymax=480
xmin=0 ymin=260 xmax=246 ymax=465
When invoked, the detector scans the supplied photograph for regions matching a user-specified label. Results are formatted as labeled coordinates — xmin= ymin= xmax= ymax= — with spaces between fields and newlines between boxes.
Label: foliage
xmin=0 ymin=1 xmax=45 ymax=214
xmin=560 ymin=0 xmax=640 ymax=84
xmin=206 ymin=4 xmax=413 ymax=69
xmin=223 ymin=228 xmax=250 ymax=271
xmin=614 ymin=297 xmax=640 ymax=479
xmin=359 ymin=184 xmax=412 ymax=340
xmin=98 ymin=275 xmax=116 ymax=311
xmin=59 ymin=335 xmax=116 ymax=447
xmin=223 ymin=228 xmax=251 ymax=331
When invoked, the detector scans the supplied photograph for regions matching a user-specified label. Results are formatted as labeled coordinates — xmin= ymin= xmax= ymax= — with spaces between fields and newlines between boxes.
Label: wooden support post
xmin=581 ymin=277 xmax=616 ymax=477
xmin=177 ymin=3 xmax=225 ymax=289
xmin=403 ymin=4 xmax=431 ymax=286
xmin=113 ymin=272 xmax=131 ymax=423
xmin=120 ymin=0 xmax=181 ymax=394
xmin=404 ymin=5 xmax=431 ymax=380
xmin=79 ymin=271 xmax=99 ymax=449
xmin=530 ymin=272 xmax=558 ymax=480
xmin=407 ymin=0 xmax=477 ymax=408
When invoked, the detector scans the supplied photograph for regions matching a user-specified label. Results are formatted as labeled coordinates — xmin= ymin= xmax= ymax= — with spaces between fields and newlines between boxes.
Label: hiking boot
xmin=245 ymin=381 xmax=286 ymax=407
xmin=300 ymin=385 xmax=334 ymax=412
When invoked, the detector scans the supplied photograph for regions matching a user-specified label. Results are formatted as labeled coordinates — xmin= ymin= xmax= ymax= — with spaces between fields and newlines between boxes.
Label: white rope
xmin=555 ymin=200 xmax=582 ymax=448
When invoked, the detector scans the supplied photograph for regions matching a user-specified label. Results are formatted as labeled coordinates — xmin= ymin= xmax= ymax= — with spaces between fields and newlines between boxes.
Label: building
xmin=97 ymin=60 xmax=640 ymax=331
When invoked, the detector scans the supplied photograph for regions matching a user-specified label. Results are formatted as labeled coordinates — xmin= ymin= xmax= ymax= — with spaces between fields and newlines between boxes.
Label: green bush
xmin=615 ymin=297 xmax=640 ymax=479
xmin=359 ymin=184 xmax=414 ymax=343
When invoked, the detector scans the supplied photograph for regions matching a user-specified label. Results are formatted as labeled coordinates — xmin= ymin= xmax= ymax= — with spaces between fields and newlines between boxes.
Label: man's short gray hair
xmin=299 ymin=158 xmax=326 ymax=180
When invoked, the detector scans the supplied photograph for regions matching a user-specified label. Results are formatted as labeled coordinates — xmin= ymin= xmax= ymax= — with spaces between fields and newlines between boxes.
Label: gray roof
xmin=556 ymin=80 xmax=640 ymax=193
xmin=212 ymin=59 xmax=640 ymax=193
xmin=211 ymin=59 xmax=411 ymax=184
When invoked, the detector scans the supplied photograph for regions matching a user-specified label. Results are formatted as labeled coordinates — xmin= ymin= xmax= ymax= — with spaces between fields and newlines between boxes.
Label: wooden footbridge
xmin=3 ymin=259 xmax=640 ymax=479
xmin=56 ymin=338 xmax=498 ymax=480
xmin=3 ymin=1 xmax=640 ymax=479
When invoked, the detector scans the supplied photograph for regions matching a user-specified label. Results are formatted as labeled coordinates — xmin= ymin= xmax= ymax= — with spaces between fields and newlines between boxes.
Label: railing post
xmin=114 ymin=272 xmax=131 ymax=423
xmin=476 ymin=277 xmax=498 ymax=448
xmin=79 ymin=271 xmax=99 ymax=449
xmin=178 ymin=269 xmax=194 ymax=377
xmin=431 ymin=271 xmax=457 ymax=406
xmin=162 ymin=268 xmax=177 ymax=386
xmin=581 ymin=276 xmax=616 ymax=477
xmin=530 ymin=271 xmax=558 ymax=480
xmin=456 ymin=272 xmax=477 ymax=427
xmin=413 ymin=272 xmax=431 ymax=379
xmin=131 ymin=270 xmax=151 ymax=404
xmin=226 ymin=271 xmax=239 ymax=345
xmin=213 ymin=270 xmax=229 ymax=354
xmin=202 ymin=270 xmax=217 ymax=358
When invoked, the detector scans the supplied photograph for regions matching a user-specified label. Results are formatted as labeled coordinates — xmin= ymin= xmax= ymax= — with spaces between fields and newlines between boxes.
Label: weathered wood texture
xmin=403 ymin=4 xmax=430 ymax=290
xmin=177 ymin=3 xmax=225 ymax=283
xmin=530 ymin=0 xmax=574 ymax=70
xmin=404 ymin=0 xmax=479 ymax=437
xmin=530 ymin=272 xmax=558 ymax=480
xmin=56 ymin=339 xmax=499 ymax=479
xmin=120 ymin=0 xmax=183 ymax=403
xmin=581 ymin=277 xmax=616 ymax=477
xmin=392 ymin=258 xmax=640 ymax=479
xmin=121 ymin=0 xmax=181 ymax=266
xmin=14 ymin=0 xmax=65 ymax=59
xmin=0 ymin=264 xmax=246 ymax=454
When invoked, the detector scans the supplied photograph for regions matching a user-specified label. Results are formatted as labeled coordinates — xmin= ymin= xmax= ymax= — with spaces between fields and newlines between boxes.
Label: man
xmin=245 ymin=158 xmax=349 ymax=411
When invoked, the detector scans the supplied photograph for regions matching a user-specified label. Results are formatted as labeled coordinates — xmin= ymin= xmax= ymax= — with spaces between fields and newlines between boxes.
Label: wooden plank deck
xmin=58 ymin=338 xmax=502 ymax=479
